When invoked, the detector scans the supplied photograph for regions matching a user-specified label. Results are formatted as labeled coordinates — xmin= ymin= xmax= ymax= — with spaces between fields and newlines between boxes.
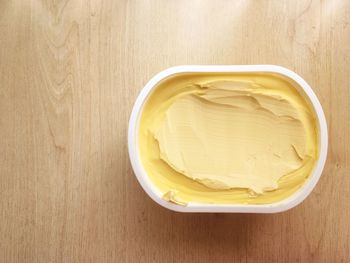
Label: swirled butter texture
xmin=138 ymin=73 xmax=319 ymax=205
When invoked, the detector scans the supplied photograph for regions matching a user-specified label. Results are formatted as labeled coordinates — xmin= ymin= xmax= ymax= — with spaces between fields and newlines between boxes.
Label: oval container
xmin=128 ymin=65 xmax=328 ymax=213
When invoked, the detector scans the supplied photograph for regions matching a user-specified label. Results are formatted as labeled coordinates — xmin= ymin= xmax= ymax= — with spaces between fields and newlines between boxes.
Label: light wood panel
xmin=0 ymin=0 xmax=349 ymax=262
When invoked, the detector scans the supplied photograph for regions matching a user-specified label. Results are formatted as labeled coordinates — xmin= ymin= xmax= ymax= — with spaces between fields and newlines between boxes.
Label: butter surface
xmin=138 ymin=73 xmax=319 ymax=205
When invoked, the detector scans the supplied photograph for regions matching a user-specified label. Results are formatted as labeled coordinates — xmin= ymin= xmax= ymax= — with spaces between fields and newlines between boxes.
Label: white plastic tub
xmin=128 ymin=65 xmax=328 ymax=213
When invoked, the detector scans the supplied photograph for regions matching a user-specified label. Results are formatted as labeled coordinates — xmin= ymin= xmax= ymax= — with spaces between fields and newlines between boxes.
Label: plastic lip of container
xmin=128 ymin=65 xmax=328 ymax=213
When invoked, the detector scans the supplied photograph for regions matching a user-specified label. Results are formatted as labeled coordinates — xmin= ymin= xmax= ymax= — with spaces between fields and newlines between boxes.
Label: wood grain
xmin=0 ymin=0 xmax=349 ymax=262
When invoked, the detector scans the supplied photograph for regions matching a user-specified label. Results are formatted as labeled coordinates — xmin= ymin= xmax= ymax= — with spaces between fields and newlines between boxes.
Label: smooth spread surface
xmin=139 ymin=73 xmax=319 ymax=204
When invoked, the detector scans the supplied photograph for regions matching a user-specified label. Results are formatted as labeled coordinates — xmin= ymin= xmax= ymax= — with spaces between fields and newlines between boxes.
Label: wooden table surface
xmin=1 ymin=0 xmax=349 ymax=262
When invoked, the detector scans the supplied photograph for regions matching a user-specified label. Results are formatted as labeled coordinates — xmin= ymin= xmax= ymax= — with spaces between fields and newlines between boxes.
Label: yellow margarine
xmin=138 ymin=73 xmax=319 ymax=205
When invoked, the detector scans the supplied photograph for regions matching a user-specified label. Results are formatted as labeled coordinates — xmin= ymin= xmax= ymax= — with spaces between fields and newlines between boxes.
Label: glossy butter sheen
xmin=138 ymin=73 xmax=319 ymax=205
